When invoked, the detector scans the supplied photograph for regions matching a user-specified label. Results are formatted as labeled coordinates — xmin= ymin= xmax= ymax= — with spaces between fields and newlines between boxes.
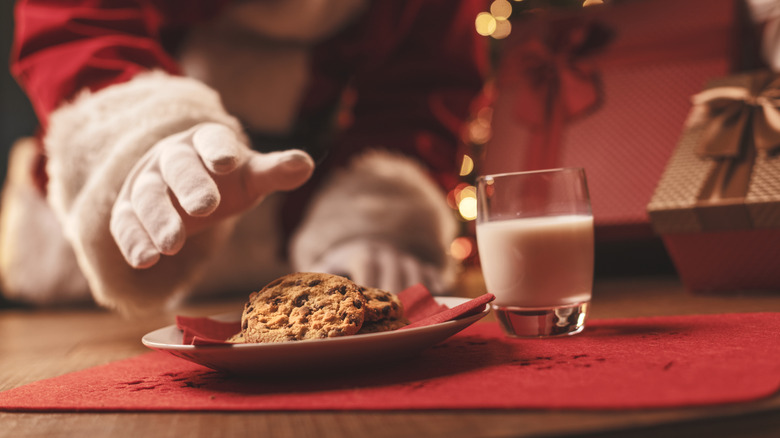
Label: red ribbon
xmin=497 ymin=19 xmax=613 ymax=169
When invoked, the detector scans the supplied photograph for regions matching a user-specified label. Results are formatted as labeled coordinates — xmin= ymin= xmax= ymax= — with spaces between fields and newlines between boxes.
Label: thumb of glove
xmin=243 ymin=149 xmax=315 ymax=200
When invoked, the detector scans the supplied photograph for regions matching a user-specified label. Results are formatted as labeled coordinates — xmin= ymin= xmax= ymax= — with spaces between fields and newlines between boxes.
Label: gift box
xmin=647 ymin=71 xmax=780 ymax=292
xmin=483 ymin=0 xmax=759 ymax=247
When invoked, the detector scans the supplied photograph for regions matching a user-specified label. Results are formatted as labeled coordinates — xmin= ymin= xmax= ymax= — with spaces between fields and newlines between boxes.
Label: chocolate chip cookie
xmin=360 ymin=287 xmax=405 ymax=322
xmin=230 ymin=272 xmax=367 ymax=343
xmin=357 ymin=318 xmax=410 ymax=334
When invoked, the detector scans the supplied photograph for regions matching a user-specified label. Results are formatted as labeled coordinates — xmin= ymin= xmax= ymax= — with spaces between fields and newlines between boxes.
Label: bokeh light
xmin=447 ymin=182 xmax=468 ymax=210
xmin=448 ymin=183 xmax=479 ymax=221
xmin=456 ymin=185 xmax=477 ymax=204
xmin=459 ymin=154 xmax=474 ymax=176
xmin=475 ymin=12 xmax=497 ymax=36
xmin=477 ymin=0 xmax=515 ymax=39
xmin=492 ymin=19 xmax=512 ymax=40
xmin=490 ymin=0 xmax=512 ymax=19
xmin=457 ymin=193 xmax=478 ymax=221
xmin=468 ymin=107 xmax=493 ymax=145
xmin=450 ymin=236 xmax=475 ymax=261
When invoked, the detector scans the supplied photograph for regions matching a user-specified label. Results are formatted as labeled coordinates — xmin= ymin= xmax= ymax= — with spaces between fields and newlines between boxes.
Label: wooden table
xmin=2 ymin=271 xmax=780 ymax=438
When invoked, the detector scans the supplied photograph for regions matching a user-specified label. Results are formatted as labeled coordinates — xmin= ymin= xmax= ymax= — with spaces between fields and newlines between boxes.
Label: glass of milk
xmin=476 ymin=168 xmax=594 ymax=338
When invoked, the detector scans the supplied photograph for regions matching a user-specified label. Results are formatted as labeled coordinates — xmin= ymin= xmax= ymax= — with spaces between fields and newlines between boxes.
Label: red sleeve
xmin=10 ymin=0 xmax=220 ymax=127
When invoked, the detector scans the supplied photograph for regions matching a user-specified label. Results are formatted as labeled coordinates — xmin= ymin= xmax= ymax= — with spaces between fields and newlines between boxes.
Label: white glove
xmin=110 ymin=122 xmax=314 ymax=269
xmin=290 ymin=151 xmax=458 ymax=296
xmin=307 ymin=239 xmax=446 ymax=294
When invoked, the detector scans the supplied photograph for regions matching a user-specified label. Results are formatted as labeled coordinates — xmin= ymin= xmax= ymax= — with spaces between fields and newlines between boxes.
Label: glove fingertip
xmin=208 ymin=155 xmax=240 ymax=174
xmin=128 ymin=246 xmax=161 ymax=269
xmin=249 ymin=151 xmax=314 ymax=194
xmin=192 ymin=123 xmax=245 ymax=174
xmin=156 ymin=227 xmax=186 ymax=256
xmin=180 ymin=186 xmax=221 ymax=217
xmin=279 ymin=150 xmax=315 ymax=168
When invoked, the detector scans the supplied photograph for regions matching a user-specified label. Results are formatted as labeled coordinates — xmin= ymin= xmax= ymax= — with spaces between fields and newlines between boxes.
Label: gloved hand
xmin=110 ymin=122 xmax=314 ymax=269
xmin=306 ymin=238 xmax=446 ymax=294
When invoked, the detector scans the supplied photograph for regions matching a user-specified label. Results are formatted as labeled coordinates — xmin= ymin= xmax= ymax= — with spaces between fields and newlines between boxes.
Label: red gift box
xmin=647 ymin=71 xmax=780 ymax=292
xmin=483 ymin=0 xmax=757 ymax=245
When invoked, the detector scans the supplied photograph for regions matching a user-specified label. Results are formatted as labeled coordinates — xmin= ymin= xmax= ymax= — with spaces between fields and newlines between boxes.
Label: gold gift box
xmin=647 ymin=70 xmax=780 ymax=292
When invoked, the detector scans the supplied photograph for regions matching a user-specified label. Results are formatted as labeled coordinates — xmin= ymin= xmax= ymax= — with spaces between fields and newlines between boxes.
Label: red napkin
xmin=2 ymin=313 xmax=780 ymax=412
xmin=178 ymin=316 xmax=241 ymax=345
xmin=397 ymin=284 xmax=449 ymax=322
xmin=178 ymin=284 xmax=493 ymax=345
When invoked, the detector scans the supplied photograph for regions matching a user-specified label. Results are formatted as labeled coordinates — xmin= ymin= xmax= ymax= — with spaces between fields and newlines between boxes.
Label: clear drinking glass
xmin=476 ymin=168 xmax=594 ymax=338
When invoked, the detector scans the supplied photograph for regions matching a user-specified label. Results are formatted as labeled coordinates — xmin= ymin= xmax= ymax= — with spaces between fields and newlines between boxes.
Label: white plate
xmin=142 ymin=296 xmax=489 ymax=375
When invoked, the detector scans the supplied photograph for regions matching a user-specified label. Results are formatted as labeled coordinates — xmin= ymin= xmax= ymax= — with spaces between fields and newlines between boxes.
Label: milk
xmin=476 ymin=215 xmax=594 ymax=308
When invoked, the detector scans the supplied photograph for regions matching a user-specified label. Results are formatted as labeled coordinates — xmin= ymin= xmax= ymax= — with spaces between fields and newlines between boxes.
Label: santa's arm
xmin=9 ymin=0 xmax=313 ymax=314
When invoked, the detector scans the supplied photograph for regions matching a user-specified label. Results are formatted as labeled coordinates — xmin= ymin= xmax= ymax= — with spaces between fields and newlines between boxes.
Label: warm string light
xmin=457 ymin=188 xmax=478 ymax=221
xmin=474 ymin=0 xmax=512 ymax=40
xmin=459 ymin=154 xmax=474 ymax=176
xmin=475 ymin=0 xmax=604 ymax=39
xmin=446 ymin=181 xmax=479 ymax=262
xmin=449 ymin=236 xmax=474 ymax=261
xmin=445 ymin=85 xmax=496 ymax=264
xmin=447 ymin=182 xmax=478 ymax=221
xmin=467 ymin=106 xmax=493 ymax=145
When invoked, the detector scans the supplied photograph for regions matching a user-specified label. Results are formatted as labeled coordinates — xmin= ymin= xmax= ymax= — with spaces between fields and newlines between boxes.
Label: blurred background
xmin=1 ymin=1 xmax=38 ymax=186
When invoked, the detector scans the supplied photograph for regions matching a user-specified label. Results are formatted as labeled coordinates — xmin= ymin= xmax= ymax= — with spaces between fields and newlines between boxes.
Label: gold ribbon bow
xmin=694 ymin=74 xmax=780 ymax=159
xmin=692 ymin=72 xmax=780 ymax=202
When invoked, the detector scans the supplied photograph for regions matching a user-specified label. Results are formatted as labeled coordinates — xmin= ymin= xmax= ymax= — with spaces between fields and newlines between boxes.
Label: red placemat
xmin=2 ymin=312 xmax=779 ymax=411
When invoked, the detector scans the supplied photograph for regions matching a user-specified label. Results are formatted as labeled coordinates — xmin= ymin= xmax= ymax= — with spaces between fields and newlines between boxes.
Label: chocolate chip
xmin=294 ymin=293 xmax=309 ymax=307
xmin=308 ymin=279 xmax=321 ymax=287
xmin=242 ymin=320 xmax=248 ymax=330
xmin=339 ymin=285 xmax=347 ymax=295
xmin=354 ymin=300 xmax=362 ymax=309
xmin=382 ymin=306 xmax=390 ymax=316
xmin=377 ymin=295 xmax=390 ymax=302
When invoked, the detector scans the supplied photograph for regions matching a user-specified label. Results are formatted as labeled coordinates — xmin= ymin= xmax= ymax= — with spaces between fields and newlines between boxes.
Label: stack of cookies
xmin=228 ymin=272 xmax=409 ymax=343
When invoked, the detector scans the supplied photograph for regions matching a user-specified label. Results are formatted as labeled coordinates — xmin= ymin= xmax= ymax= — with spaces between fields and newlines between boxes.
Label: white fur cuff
xmin=290 ymin=150 xmax=458 ymax=284
xmin=43 ymin=71 xmax=243 ymax=314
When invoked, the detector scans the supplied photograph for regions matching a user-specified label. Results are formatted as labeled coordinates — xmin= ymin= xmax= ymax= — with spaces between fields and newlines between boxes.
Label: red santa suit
xmin=0 ymin=0 xmax=487 ymax=314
